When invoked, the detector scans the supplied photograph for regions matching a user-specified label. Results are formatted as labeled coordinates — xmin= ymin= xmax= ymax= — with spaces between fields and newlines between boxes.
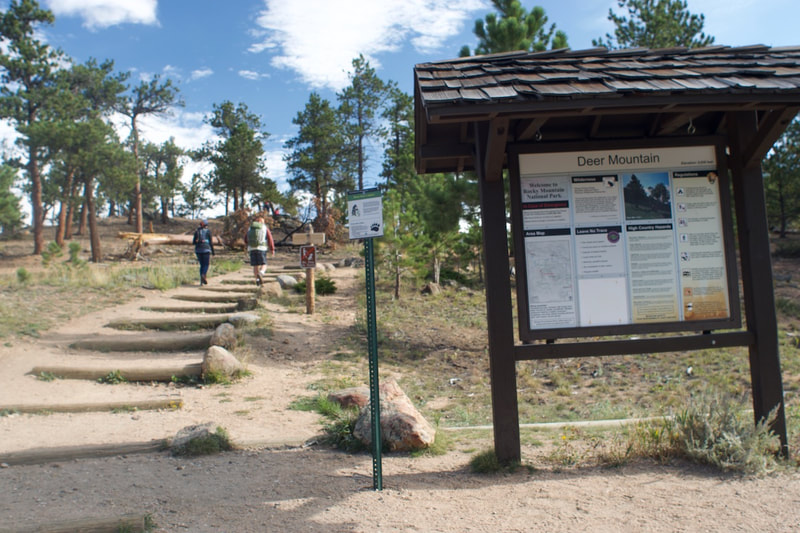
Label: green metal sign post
xmin=347 ymin=188 xmax=384 ymax=491
xmin=364 ymin=237 xmax=382 ymax=491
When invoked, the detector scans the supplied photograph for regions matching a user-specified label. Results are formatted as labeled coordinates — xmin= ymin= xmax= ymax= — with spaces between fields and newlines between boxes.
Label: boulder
xmin=261 ymin=281 xmax=283 ymax=298
xmin=328 ymin=386 xmax=370 ymax=409
xmin=227 ymin=312 xmax=260 ymax=326
xmin=236 ymin=298 xmax=258 ymax=311
xmin=352 ymin=379 xmax=436 ymax=452
xmin=209 ymin=322 xmax=237 ymax=350
xmin=170 ymin=423 xmax=231 ymax=456
xmin=276 ymin=274 xmax=298 ymax=289
xmin=421 ymin=282 xmax=441 ymax=295
xmin=202 ymin=345 xmax=243 ymax=378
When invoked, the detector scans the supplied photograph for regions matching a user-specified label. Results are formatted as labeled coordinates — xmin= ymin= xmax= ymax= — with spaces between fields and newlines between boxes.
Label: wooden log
xmin=117 ymin=231 xmax=223 ymax=245
xmin=0 ymin=513 xmax=148 ymax=533
xmin=70 ymin=333 xmax=212 ymax=352
xmin=142 ymin=304 xmax=238 ymax=314
xmin=172 ymin=294 xmax=246 ymax=303
xmin=200 ymin=286 xmax=259 ymax=294
xmin=30 ymin=363 xmax=202 ymax=382
xmin=1 ymin=397 xmax=184 ymax=414
xmin=0 ymin=440 xmax=167 ymax=466
xmin=107 ymin=315 xmax=234 ymax=330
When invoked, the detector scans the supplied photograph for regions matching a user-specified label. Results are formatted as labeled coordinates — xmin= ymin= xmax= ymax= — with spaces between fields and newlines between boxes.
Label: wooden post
xmin=474 ymin=122 xmax=521 ymax=464
xmin=727 ymin=111 xmax=788 ymax=456
xmin=306 ymin=267 xmax=315 ymax=314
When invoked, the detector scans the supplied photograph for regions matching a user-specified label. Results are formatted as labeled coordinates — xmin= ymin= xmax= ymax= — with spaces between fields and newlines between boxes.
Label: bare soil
xmin=0 ymin=222 xmax=799 ymax=532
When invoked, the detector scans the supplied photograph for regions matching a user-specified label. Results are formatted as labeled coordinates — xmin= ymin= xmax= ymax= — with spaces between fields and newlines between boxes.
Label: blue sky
xmin=5 ymin=0 xmax=800 ymax=216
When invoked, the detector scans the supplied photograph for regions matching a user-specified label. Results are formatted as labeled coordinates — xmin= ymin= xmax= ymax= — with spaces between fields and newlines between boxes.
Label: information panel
xmin=512 ymin=144 xmax=738 ymax=340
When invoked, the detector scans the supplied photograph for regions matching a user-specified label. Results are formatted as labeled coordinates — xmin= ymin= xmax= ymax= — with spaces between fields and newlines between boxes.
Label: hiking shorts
xmin=249 ymin=250 xmax=267 ymax=266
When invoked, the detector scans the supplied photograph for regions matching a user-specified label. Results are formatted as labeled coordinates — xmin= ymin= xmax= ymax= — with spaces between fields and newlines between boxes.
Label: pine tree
xmin=594 ymin=0 xmax=714 ymax=49
xmin=459 ymin=1 xmax=567 ymax=57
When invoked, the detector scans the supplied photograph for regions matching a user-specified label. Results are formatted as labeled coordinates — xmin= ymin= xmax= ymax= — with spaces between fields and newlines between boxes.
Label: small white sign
xmin=347 ymin=189 xmax=384 ymax=240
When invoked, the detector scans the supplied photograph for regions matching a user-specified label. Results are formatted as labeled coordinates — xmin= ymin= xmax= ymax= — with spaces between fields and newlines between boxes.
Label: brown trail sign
xmin=414 ymin=45 xmax=800 ymax=463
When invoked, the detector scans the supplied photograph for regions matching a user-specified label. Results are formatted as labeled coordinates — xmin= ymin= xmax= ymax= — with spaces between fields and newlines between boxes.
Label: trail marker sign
xmin=300 ymin=245 xmax=316 ymax=268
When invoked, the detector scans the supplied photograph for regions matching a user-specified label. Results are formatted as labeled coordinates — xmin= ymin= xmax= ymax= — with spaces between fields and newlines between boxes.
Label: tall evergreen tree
xmin=459 ymin=1 xmax=567 ymax=57
xmin=593 ymin=0 xmax=714 ymax=49
xmin=337 ymin=55 xmax=386 ymax=191
xmin=199 ymin=101 xmax=273 ymax=213
xmin=284 ymin=92 xmax=344 ymax=230
xmin=764 ymin=120 xmax=800 ymax=238
xmin=0 ymin=0 xmax=61 ymax=254
xmin=118 ymin=75 xmax=180 ymax=233
xmin=141 ymin=138 xmax=184 ymax=224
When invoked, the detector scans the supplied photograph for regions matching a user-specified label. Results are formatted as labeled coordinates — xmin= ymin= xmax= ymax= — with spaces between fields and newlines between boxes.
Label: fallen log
xmin=30 ymin=363 xmax=202 ymax=382
xmin=117 ymin=231 xmax=223 ymax=245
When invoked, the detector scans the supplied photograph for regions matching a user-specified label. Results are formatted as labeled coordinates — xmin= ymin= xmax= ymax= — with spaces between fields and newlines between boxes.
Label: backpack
xmin=247 ymin=224 xmax=259 ymax=245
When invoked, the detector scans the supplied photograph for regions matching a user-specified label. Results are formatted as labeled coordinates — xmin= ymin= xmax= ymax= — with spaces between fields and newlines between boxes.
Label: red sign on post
xmin=300 ymin=245 xmax=316 ymax=268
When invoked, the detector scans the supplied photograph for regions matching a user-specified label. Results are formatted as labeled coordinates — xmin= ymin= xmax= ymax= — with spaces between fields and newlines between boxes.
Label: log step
xmin=200 ymin=286 xmax=259 ymax=294
xmin=30 ymin=363 xmax=202 ymax=382
xmin=172 ymin=294 xmax=253 ymax=303
xmin=0 ymin=441 xmax=167 ymax=466
xmin=107 ymin=315 xmax=235 ymax=330
xmin=1 ymin=396 xmax=184 ymax=414
xmin=70 ymin=332 xmax=212 ymax=352
xmin=0 ymin=512 xmax=150 ymax=532
xmin=142 ymin=304 xmax=238 ymax=314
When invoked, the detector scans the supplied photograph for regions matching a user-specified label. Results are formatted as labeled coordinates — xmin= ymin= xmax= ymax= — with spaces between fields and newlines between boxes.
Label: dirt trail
xmin=0 ymin=259 xmax=359 ymax=456
xmin=1 ymin=254 xmax=800 ymax=532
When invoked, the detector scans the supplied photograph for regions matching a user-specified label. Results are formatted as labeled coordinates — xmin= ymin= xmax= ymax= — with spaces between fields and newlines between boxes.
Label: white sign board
xmin=516 ymin=145 xmax=732 ymax=335
xmin=347 ymin=189 xmax=384 ymax=240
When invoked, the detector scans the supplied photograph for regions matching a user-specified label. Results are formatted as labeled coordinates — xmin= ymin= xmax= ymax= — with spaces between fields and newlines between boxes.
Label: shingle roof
xmin=414 ymin=45 xmax=800 ymax=174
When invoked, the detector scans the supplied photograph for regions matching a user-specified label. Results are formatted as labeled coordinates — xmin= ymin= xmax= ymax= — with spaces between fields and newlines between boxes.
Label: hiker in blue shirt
xmin=192 ymin=219 xmax=215 ymax=285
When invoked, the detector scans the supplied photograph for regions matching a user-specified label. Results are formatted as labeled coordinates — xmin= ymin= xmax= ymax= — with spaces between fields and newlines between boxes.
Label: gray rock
xmin=170 ymin=423 xmax=231 ymax=456
xmin=276 ymin=274 xmax=298 ymax=289
xmin=261 ymin=281 xmax=283 ymax=298
xmin=202 ymin=345 xmax=243 ymax=378
xmin=236 ymin=298 xmax=258 ymax=311
xmin=421 ymin=282 xmax=441 ymax=295
xmin=227 ymin=313 xmax=260 ymax=326
xmin=209 ymin=322 xmax=237 ymax=350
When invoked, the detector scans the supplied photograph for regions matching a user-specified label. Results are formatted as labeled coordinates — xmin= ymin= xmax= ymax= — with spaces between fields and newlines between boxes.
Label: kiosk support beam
xmin=474 ymin=121 xmax=520 ymax=464
xmin=727 ymin=111 xmax=788 ymax=457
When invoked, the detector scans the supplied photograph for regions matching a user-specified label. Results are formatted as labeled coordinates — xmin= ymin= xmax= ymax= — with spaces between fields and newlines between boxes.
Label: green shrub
xmin=294 ymin=275 xmax=337 ymax=295
xmin=67 ymin=242 xmax=86 ymax=266
xmin=98 ymin=369 xmax=127 ymax=384
xmin=41 ymin=241 xmax=63 ymax=266
xmin=674 ymin=394 xmax=781 ymax=474
xmin=469 ymin=448 xmax=524 ymax=473
xmin=16 ymin=267 xmax=30 ymax=284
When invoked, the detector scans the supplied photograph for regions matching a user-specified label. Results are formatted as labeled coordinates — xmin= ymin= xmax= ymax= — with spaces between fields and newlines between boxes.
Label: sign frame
xmin=347 ymin=188 xmax=384 ymax=240
xmin=509 ymin=137 xmax=741 ymax=342
xmin=299 ymin=245 xmax=316 ymax=268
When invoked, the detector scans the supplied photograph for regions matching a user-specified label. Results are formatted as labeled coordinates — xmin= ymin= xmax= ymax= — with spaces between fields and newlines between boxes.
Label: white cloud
xmin=238 ymin=69 xmax=266 ymax=81
xmin=190 ymin=68 xmax=213 ymax=81
xmin=249 ymin=0 xmax=486 ymax=90
xmin=45 ymin=0 xmax=158 ymax=30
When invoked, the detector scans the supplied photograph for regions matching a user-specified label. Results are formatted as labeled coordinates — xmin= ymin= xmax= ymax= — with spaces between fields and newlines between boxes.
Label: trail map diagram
xmin=528 ymin=240 xmax=574 ymax=303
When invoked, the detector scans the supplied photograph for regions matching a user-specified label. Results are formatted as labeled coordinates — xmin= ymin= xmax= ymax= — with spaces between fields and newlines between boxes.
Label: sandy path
xmin=1 ymin=260 xmax=799 ymax=532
